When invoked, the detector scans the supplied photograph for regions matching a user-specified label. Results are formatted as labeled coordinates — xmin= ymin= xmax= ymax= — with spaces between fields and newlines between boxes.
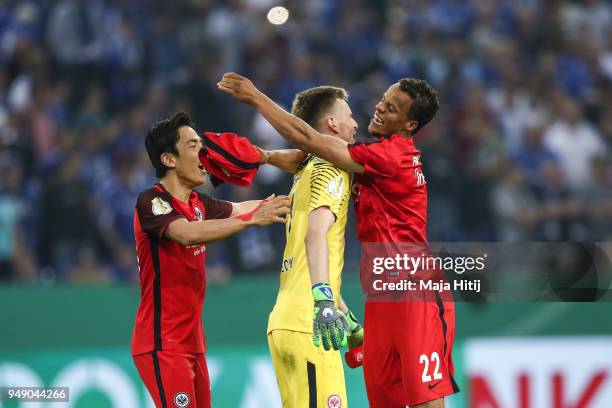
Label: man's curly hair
xmin=399 ymin=78 xmax=439 ymax=134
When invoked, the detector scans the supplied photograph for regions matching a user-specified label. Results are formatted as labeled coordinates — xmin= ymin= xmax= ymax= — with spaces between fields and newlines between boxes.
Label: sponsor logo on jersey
xmin=327 ymin=394 xmax=342 ymax=408
xmin=327 ymin=176 xmax=344 ymax=198
xmin=151 ymin=197 xmax=173 ymax=215
xmin=192 ymin=244 xmax=206 ymax=256
xmin=174 ymin=392 xmax=190 ymax=407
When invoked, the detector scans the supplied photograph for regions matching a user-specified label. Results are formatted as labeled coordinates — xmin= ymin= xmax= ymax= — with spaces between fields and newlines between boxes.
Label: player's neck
xmin=159 ymin=176 xmax=192 ymax=203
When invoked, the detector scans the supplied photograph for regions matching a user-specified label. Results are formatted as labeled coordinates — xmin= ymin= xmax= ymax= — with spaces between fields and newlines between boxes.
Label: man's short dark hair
xmin=399 ymin=78 xmax=439 ymax=134
xmin=145 ymin=111 xmax=192 ymax=178
xmin=291 ymin=86 xmax=348 ymax=129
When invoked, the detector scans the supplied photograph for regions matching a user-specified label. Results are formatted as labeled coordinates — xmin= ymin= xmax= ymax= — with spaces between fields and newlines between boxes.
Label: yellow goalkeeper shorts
xmin=268 ymin=329 xmax=347 ymax=408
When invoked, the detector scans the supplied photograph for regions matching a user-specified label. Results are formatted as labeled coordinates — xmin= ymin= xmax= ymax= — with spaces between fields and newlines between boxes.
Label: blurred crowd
xmin=1 ymin=0 xmax=611 ymax=283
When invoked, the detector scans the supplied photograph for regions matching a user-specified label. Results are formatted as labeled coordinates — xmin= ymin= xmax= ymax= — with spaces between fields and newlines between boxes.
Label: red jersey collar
xmin=154 ymin=183 xmax=198 ymax=204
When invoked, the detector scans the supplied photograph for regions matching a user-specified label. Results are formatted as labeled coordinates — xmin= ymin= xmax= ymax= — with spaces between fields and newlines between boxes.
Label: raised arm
xmin=218 ymin=73 xmax=364 ymax=174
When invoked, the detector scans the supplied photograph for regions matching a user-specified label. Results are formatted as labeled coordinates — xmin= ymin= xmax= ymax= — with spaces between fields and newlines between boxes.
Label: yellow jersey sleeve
xmin=308 ymin=159 xmax=350 ymax=218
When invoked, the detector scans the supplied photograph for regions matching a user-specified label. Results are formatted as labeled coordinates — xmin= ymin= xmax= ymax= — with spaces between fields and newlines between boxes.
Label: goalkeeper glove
xmin=312 ymin=283 xmax=349 ymax=351
xmin=343 ymin=309 xmax=364 ymax=368
xmin=344 ymin=309 xmax=364 ymax=349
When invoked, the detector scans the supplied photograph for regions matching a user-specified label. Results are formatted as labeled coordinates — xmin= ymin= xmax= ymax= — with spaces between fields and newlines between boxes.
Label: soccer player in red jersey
xmin=218 ymin=74 xmax=459 ymax=407
xmin=132 ymin=111 xmax=289 ymax=408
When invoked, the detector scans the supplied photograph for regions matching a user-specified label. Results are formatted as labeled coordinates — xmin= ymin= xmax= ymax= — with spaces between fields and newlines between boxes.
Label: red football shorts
xmin=133 ymin=351 xmax=211 ymax=408
xmin=363 ymin=299 xmax=459 ymax=407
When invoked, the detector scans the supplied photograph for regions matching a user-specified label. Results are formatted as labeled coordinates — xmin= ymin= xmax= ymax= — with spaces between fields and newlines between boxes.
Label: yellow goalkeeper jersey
xmin=267 ymin=155 xmax=351 ymax=334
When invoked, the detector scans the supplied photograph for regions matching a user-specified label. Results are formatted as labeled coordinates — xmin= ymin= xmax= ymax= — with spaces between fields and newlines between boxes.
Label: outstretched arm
xmin=166 ymin=195 xmax=289 ymax=245
xmin=258 ymin=147 xmax=306 ymax=174
xmin=218 ymin=73 xmax=364 ymax=174
xmin=230 ymin=199 xmax=263 ymax=217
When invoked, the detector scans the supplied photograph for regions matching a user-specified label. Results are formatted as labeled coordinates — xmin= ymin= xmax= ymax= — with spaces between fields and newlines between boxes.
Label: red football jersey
xmin=348 ymin=134 xmax=427 ymax=244
xmin=132 ymin=183 xmax=232 ymax=355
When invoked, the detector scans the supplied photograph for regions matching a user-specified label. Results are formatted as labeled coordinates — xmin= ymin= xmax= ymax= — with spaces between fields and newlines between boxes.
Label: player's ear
xmin=327 ymin=115 xmax=339 ymax=134
xmin=403 ymin=120 xmax=418 ymax=135
xmin=160 ymin=152 xmax=176 ymax=170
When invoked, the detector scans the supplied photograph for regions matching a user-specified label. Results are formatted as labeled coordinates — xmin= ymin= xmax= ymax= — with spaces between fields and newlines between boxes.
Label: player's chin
xmin=191 ymin=171 xmax=206 ymax=186
xmin=368 ymin=121 xmax=382 ymax=136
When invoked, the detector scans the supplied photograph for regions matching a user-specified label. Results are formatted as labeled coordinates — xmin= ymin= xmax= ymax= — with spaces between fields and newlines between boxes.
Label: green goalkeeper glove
xmin=312 ymin=283 xmax=350 ymax=351
xmin=344 ymin=309 xmax=364 ymax=349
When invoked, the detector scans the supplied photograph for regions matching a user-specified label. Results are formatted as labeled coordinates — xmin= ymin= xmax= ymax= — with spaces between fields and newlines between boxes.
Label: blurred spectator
xmin=491 ymin=164 xmax=539 ymax=241
xmin=418 ymin=122 xmax=463 ymax=241
xmin=47 ymin=0 xmax=107 ymax=66
xmin=512 ymin=124 xmax=558 ymax=189
xmin=94 ymin=150 xmax=147 ymax=281
xmin=277 ymin=54 xmax=318 ymax=107
xmin=599 ymin=33 xmax=612 ymax=81
xmin=486 ymin=76 xmax=547 ymax=152
xmin=74 ymin=84 xmax=108 ymax=130
xmin=70 ymin=246 xmax=112 ymax=284
xmin=581 ymin=157 xmax=612 ymax=241
xmin=560 ymin=0 xmax=611 ymax=47
xmin=39 ymin=150 xmax=102 ymax=281
xmin=188 ymin=51 xmax=237 ymax=132
xmin=543 ymin=95 xmax=607 ymax=190
xmin=537 ymin=161 xmax=587 ymax=241
xmin=46 ymin=0 xmax=109 ymax=103
xmin=149 ymin=10 xmax=188 ymax=86
xmin=454 ymin=83 xmax=503 ymax=240
xmin=0 ymin=163 xmax=35 ymax=281
xmin=597 ymin=104 xmax=612 ymax=150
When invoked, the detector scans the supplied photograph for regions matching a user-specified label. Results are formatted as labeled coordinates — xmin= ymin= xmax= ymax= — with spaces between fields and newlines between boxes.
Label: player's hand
xmin=312 ymin=283 xmax=350 ymax=351
xmin=217 ymin=72 xmax=260 ymax=105
xmin=344 ymin=309 xmax=364 ymax=349
xmin=250 ymin=194 xmax=289 ymax=226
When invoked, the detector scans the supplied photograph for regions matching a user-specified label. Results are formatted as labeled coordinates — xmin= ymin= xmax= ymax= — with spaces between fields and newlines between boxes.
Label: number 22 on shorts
xmin=420 ymin=352 xmax=443 ymax=383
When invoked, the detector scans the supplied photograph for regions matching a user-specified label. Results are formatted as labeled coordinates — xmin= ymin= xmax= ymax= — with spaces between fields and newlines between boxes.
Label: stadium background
xmin=1 ymin=0 xmax=612 ymax=407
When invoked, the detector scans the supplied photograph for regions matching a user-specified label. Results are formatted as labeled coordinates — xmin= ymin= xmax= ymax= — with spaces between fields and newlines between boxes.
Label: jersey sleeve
xmin=198 ymin=193 xmax=233 ymax=220
xmin=348 ymin=138 xmax=400 ymax=178
xmin=135 ymin=190 xmax=184 ymax=239
xmin=308 ymin=161 xmax=350 ymax=219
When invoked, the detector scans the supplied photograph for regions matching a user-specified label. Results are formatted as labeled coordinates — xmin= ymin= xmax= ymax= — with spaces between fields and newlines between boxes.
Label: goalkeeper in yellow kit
xmin=258 ymin=86 xmax=364 ymax=408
